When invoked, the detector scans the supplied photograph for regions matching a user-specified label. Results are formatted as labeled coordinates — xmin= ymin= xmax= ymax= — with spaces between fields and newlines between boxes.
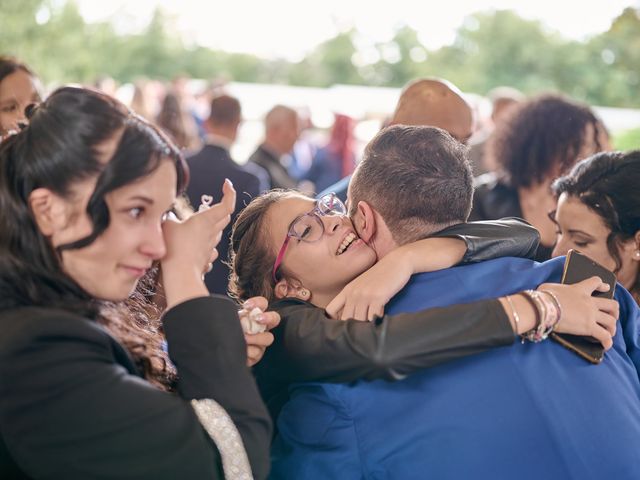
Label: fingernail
xmin=225 ymin=178 xmax=234 ymax=188
xmin=255 ymin=313 xmax=266 ymax=323
xmin=243 ymin=299 xmax=255 ymax=310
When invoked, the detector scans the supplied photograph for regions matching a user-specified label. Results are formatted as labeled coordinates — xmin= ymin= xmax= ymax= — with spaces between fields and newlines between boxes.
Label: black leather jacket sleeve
xmin=255 ymin=297 xmax=513 ymax=419
xmin=431 ymin=218 xmax=540 ymax=264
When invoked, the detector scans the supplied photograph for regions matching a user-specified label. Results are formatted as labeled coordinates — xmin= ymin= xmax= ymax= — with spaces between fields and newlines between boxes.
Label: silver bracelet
xmin=504 ymin=295 xmax=521 ymax=337
xmin=540 ymin=289 xmax=562 ymax=328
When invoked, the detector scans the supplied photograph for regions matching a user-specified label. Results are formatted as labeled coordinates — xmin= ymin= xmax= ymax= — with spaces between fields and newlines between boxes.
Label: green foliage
xmin=450 ymin=10 xmax=559 ymax=94
xmin=613 ymin=128 xmax=640 ymax=151
xmin=1 ymin=1 xmax=639 ymax=108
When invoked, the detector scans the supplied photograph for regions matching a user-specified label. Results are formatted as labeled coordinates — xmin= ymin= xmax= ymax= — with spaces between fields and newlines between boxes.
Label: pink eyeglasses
xmin=272 ymin=193 xmax=346 ymax=283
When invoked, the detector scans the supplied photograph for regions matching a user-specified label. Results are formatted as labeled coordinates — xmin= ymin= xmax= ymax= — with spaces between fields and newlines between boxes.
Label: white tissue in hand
xmin=240 ymin=307 xmax=266 ymax=334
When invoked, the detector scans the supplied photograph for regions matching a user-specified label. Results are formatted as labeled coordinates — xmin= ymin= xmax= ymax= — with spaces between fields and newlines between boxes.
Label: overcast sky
xmin=76 ymin=0 xmax=639 ymax=61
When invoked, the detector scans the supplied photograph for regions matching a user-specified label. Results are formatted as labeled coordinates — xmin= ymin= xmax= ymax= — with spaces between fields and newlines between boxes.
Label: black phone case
xmin=549 ymin=250 xmax=616 ymax=364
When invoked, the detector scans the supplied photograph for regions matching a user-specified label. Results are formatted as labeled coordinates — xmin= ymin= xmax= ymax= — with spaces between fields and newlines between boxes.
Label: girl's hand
xmin=538 ymin=276 xmax=619 ymax=350
xmin=326 ymin=250 xmax=413 ymax=321
xmin=326 ymin=237 xmax=466 ymax=321
xmin=239 ymin=297 xmax=281 ymax=367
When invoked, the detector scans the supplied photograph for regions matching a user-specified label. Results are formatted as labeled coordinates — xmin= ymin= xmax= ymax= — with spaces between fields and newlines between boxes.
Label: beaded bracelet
xmin=524 ymin=291 xmax=548 ymax=343
xmin=520 ymin=290 xmax=561 ymax=343
xmin=540 ymin=289 xmax=563 ymax=326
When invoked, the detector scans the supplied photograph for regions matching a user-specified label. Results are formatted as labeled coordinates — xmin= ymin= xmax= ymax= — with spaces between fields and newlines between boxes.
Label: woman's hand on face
xmin=160 ymin=180 xmax=235 ymax=309
xmin=161 ymin=179 xmax=236 ymax=277
xmin=239 ymin=296 xmax=281 ymax=367
xmin=538 ymin=276 xmax=619 ymax=350
xmin=326 ymin=250 xmax=413 ymax=322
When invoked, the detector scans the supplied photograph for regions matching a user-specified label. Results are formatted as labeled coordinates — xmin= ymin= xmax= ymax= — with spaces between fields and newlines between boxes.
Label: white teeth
xmin=337 ymin=232 xmax=357 ymax=255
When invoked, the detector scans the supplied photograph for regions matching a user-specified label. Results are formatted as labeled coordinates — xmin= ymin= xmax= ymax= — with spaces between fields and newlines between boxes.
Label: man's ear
xmin=274 ymin=277 xmax=311 ymax=301
xmin=28 ymin=188 xmax=67 ymax=237
xmin=353 ymin=201 xmax=377 ymax=243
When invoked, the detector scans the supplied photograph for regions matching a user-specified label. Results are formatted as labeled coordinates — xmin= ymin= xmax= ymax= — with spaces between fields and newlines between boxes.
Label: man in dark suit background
xmin=246 ymin=105 xmax=300 ymax=190
xmin=186 ymin=94 xmax=260 ymax=295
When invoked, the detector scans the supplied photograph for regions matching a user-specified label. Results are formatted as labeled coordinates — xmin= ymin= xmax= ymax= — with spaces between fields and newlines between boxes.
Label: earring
xmin=634 ymin=250 xmax=640 ymax=259
xmin=300 ymin=289 xmax=310 ymax=298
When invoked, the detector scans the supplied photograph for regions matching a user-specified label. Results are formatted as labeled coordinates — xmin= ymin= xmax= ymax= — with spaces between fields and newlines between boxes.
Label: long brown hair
xmin=101 ymin=266 xmax=177 ymax=390
xmin=229 ymin=190 xmax=300 ymax=303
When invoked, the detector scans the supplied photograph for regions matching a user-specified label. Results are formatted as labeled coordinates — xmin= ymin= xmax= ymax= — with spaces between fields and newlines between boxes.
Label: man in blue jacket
xmin=271 ymin=125 xmax=640 ymax=479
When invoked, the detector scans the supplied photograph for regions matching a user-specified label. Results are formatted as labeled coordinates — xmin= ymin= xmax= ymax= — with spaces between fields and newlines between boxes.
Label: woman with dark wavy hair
xmin=551 ymin=150 xmax=640 ymax=304
xmin=470 ymin=94 xmax=608 ymax=260
xmin=0 ymin=87 xmax=271 ymax=479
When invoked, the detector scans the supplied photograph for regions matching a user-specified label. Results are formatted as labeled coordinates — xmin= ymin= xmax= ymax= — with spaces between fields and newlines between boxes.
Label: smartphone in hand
xmin=550 ymin=249 xmax=617 ymax=364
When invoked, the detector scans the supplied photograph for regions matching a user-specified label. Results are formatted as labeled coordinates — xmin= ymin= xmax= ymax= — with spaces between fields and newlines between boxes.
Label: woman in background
xmin=471 ymin=94 xmax=608 ymax=260
xmin=551 ymin=150 xmax=640 ymax=304
xmin=0 ymin=56 xmax=41 ymax=139
xmin=156 ymin=89 xmax=201 ymax=152
xmin=305 ymin=113 xmax=356 ymax=193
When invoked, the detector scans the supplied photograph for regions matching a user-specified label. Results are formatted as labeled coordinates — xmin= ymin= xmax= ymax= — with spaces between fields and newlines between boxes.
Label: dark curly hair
xmin=552 ymin=150 xmax=640 ymax=302
xmin=487 ymin=94 xmax=604 ymax=189
xmin=350 ymin=125 xmax=473 ymax=244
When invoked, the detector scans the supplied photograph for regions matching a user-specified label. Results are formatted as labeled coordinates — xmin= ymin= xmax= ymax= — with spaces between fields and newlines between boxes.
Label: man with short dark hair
xmin=272 ymin=124 xmax=640 ymax=480
xmin=186 ymin=93 xmax=260 ymax=295
xmin=349 ymin=125 xmax=472 ymax=245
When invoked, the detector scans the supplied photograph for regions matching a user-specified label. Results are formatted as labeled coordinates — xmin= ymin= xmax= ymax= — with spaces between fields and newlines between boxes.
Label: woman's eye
xmin=128 ymin=207 xmax=143 ymax=219
xmin=574 ymin=241 xmax=589 ymax=248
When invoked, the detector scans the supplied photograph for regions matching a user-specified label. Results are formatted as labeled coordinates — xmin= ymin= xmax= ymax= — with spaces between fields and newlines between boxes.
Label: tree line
xmin=1 ymin=0 xmax=639 ymax=108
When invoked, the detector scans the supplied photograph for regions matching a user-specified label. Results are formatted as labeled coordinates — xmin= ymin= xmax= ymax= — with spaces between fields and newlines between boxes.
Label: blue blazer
xmin=272 ymin=257 xmax=640 ymax=479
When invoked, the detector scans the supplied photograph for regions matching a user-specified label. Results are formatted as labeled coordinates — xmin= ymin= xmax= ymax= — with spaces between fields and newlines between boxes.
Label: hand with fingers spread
xmin=537 ymin=276 xmax=619 ymax=350
xmin=161 ymin=179 xmax=236 ymax=308
xmin=238 ymin=296 xmax=281 ymax=367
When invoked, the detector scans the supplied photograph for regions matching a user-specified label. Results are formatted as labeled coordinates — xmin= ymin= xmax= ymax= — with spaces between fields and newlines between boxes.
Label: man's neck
xmin=370 ymin=228 xmax=399 ymax=260
xmin=374 ymin=221 xmax=461 ymax=259
xmin=262 ymin=140 xmax=283 ymax=157
xmin=205 ymin=132 xmax=233 ymax=150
